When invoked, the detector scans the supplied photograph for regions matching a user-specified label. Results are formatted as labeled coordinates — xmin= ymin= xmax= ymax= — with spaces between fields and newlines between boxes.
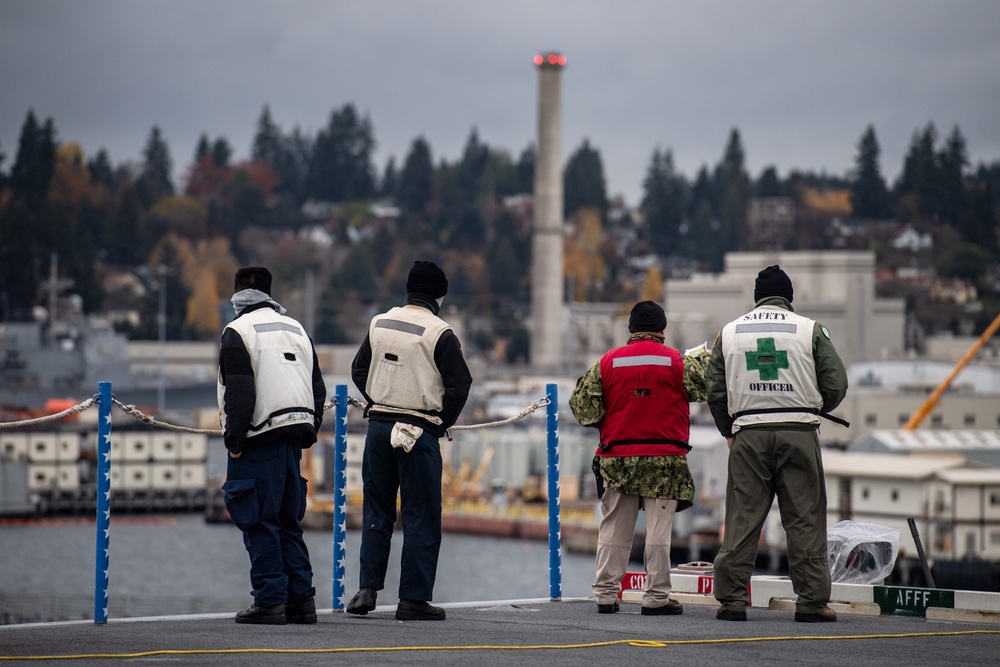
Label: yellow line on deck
xmin=3 ymin=629 xmax=999 ymax=660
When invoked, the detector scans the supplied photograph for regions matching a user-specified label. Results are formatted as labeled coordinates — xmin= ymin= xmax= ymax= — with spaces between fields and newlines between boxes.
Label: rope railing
xmin=0 ymin=396 xmax=98 ymax=429
xmin=450 ymin=397 xmax=550 ymax=431
xmin=107 ymin=394 xmax=546 ymax=435
xmin=0 ymin=382 xmax=562 ymax=622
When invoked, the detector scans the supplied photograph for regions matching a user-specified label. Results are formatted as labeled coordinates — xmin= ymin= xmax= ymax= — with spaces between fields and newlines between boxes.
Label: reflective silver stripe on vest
xmin=253 ymin=322 xmax=303 ymax=335
xmin=612 ymin=355 xmax=672 ymax=368
xmin=375 ymin=319 xmax=426 ymax=336
xmin=734 ymin=323 xmax=798 ymax=334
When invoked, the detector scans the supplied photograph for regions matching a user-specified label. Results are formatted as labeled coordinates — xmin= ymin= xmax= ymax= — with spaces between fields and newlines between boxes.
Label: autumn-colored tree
xmin=564 ymin=207 xmax=606 ymax=300
xmin=640 ymin=266 xmax=664 ymax=303
xmin=149 ymin=196 xmax=208 ymax=240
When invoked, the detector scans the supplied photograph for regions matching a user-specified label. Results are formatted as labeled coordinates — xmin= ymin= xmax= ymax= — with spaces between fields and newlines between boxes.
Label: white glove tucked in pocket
xmin=390 ymin=423 xmax=423 ymax=452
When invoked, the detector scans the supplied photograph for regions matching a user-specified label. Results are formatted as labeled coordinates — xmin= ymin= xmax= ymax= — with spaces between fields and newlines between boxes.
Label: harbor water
xmin=0 ymin=514 xmax=598 ymax=624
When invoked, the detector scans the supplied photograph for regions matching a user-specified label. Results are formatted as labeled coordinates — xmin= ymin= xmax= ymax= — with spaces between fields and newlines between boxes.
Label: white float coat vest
xmin=721 ymin=305 xmax=822 ymax=432
xmin=217 ymin=307 xmax=317 ymax=438
xmin=365 ymin=305 xmax=449 ymax=425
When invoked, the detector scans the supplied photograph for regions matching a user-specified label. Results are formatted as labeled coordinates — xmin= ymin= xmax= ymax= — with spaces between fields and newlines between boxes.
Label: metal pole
xmin=94 ymin=381 xmax=112 ymax=624
xmin=156 ymin=265 xmax=167 ymax=415
xmin=332 ymin=384 xmax=348 ymax=611
xmin=304 ymin=268 xmax=315 ymax=338
xmin=545 ymin=382 xmax=562 ymax=600
xmin=907 ymin=517 xmax=936 ymax=588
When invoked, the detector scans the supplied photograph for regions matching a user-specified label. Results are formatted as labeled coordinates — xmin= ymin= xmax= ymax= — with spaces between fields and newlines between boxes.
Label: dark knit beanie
xmin=234 ymin=266 xmax=272 ymax=295
xmin=406 ymin=260 xmax=448 ymax=299
xmin=754 ymin=265 xmax=793 ymax=303
xmin=628 ymin=300 xmax=667 ymax=333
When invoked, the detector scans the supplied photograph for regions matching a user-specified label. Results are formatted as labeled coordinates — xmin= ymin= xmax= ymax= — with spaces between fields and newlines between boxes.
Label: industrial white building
xmin=663 ymin=250 xmax=906 ymax=368
xmin=820 ymin=449 xmax=1000 ymax=561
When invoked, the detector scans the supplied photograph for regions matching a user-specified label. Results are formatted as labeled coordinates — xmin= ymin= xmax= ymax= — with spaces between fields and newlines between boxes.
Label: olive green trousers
xmin=713 ymin=427 xmax=831 ymax=613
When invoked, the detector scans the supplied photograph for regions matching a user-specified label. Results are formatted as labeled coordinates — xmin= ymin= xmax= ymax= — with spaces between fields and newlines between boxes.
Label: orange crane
xmin=902 ymin=312 xmax=1000 ymax=430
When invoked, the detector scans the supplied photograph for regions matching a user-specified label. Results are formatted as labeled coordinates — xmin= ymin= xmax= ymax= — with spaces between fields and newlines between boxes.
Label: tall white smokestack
xmin=531 ymin=51 xmax=566 ymax=371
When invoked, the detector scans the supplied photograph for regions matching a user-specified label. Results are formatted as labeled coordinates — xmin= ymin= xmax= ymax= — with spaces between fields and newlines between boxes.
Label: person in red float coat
xmin=570 ymin=301 xmax=709 ymax=616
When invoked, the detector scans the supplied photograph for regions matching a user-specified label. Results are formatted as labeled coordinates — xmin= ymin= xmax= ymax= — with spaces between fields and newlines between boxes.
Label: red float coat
xmin=596 ymin=339 xmax=691 ymax=458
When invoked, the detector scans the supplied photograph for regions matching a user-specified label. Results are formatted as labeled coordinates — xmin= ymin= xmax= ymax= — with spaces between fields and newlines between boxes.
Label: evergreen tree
xmin=251 ymin=105 xmax=282 ymax=164
xmin=397 ymin=137 xmax=434 ymax=217
xmin=87 ymin=148 xmax=116 ymax=191
xmin=714 ymin=129 xmax=749 ymax=261
xmin=483 ymin=149 xmax=519 ymax=197
xmin=977 ymin=160 xmax=1000 ymax=210
xmin=641 ymin=148 xmax=684 ymax=257
xmin=106 ymin=180 xmax=148 ymax=265
xmin=938 ymin=125 xmax=968 ymax=225
xmin=458 ymin=129 xmax=490 ymax=203
xmin=251 ymin=105 xmax=309 ymax=202
xmin=195 ymin=134 xmax=211 ymax=162
xmin=563 ymin=139 xmax=607 ymax=219
xmin=9 ymin=111 xmax=57 ymax=209
xmin=516 ymin=144 xmax=535 ymax=194
xmin=137 ymin=125 xmax=174 ymax=205
xmin=896 ymin=123 xmax=940 ymax=220
xmin=850 ymin=125 xmax=892 ymax=219
xmin=957 ymin=178 xmax=998 ymax=257
xmin=380 ymin=157 xmax=399 ymax=200
xmin=0 ymin=111 xmax=58 ymax=317
xmin=754 ymin=166 xmax=783 ymax=198
xmin=450 ymin=129 xmax=491 ymax=250
xmin=306 ymin=104 xmax=376 ymax=202
xmin=212 ymin=138 xmax=233 ymax=169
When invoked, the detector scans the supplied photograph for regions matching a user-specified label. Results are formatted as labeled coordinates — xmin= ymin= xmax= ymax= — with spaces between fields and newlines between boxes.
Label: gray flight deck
xmin=1 ymin=598 xmax=998 ymax=666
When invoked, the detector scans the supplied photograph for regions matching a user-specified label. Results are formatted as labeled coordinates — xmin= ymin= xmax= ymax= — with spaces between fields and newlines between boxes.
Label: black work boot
xmin=235 ymin=603 xmax=286 ymax=624
xmin=286 ymin=596 xmax=317 ymax=624
xmin=346 ymin=588 xmax=377 ymax=615
xmin=395 ymin=599 xmax=446 ymax=621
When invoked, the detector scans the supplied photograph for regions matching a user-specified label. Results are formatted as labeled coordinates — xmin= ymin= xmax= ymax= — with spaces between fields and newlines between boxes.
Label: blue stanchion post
xmin=94 ymin=381 xmax=112 ymax=624
xmin=545 ymin=382 xmax=562 ymax=600
xmin=332 ymin=384 xmax=348 ymax=611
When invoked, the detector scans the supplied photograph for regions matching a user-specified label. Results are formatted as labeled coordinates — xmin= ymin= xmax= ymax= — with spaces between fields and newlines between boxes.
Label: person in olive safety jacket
xmin=707 ymin=264 xmax=848 ymax=623
xmin=218 ymin=266 xmax=327 ymax=625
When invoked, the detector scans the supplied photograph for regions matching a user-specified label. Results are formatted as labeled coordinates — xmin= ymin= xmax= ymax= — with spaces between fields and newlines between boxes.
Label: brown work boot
xmin=641 ymin=599 xmax=683 ymax=616
xmin=795 ymin=605 xmax=837 ymax=623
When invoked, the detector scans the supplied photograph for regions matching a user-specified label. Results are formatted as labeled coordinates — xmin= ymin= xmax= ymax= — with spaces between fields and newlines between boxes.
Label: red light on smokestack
xmin=534 ymin=51 xmax=565 ymax=69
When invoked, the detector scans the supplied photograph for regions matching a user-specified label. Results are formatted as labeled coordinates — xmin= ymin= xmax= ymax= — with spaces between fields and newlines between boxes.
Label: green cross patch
xmin=745 ymin=337 xmax=788 ymax=381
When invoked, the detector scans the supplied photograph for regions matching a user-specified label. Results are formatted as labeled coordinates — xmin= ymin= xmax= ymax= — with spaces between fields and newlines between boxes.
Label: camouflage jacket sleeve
xmin=682 ymin=349 xmax=709 ymax=403
xmin=569 ymin=361 xmax=605 ymax=427
xmin=706 ymin=331 xmax=734 ymax=437
xmin=813 ymin=322 xmax=848 ymax=412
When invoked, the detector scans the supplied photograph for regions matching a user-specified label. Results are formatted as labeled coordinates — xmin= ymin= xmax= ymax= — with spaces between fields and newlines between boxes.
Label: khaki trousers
xmin=593 ymin=485 xmax=678 ymax=607
xmin=713 ymin=428 xmax=831 ymax=613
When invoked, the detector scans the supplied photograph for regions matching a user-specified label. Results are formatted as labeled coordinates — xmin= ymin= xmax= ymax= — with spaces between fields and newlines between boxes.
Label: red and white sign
xmin=619 ymin=571 xmax=647 ymax=598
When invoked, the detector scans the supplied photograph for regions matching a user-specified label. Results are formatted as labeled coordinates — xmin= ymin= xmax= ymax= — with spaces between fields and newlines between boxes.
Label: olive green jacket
xmin=706 ymin=296 xmax=848 ymax=438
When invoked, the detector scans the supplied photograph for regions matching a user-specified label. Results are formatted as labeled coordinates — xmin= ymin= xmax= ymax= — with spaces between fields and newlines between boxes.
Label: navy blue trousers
xmin=223 ymin=440 xmax=315 ymax=608
xmin=358 ymin=420 xmax=443 ymax=601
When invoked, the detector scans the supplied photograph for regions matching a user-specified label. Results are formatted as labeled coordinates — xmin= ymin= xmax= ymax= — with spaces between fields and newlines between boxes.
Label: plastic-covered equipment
xmin=827 ymin=520 xmax=900 ymax=585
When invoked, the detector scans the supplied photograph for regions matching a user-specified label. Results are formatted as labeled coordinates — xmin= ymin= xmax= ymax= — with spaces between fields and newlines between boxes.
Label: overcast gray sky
xmin=2 ymin=0 xmax=999 ymax=206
